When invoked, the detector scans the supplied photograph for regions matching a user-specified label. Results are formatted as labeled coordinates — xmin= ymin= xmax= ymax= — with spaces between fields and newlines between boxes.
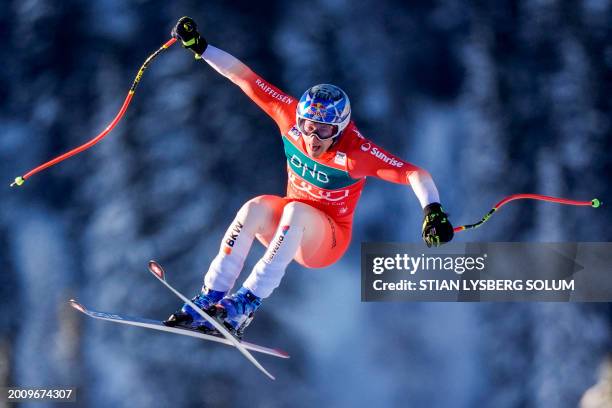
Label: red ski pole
xmin=454 ymin=193 xmax=602 ymax=233
xmin=10 ymin=37 xmax=177 ymax=187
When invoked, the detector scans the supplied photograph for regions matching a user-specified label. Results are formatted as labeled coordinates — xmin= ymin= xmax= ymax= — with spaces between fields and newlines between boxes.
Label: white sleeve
xmin=201 ymin=45 xmax=247 ymax=81
xmin=408 ymin=170 xmax=440 ymax=209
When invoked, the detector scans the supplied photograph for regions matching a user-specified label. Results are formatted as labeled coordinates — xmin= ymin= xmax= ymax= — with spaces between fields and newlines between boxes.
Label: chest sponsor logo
xmin=288 ymin=172 xmax=350 ymax=202
xmin=283 ymin=135 xmax=360 ymax=189
xmin=334 ymin=151 xmax=347 ymax=166
xmin=290 ymin=154 xmax=330 ymax=184
xmin=360 ymin=142 xmax=371 ymax=152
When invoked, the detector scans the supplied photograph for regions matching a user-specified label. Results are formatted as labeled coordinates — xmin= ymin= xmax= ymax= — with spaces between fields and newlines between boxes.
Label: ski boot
xmin=207 ymin=287 xmax=262 ymax=339
xmin=163 ymin=286 xmax=225 ymax=331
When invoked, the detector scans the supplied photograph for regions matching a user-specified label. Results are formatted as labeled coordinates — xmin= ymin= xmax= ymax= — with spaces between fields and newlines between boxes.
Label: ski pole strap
xmin=10 ymin=37 xmax=177 ymax=188
xmin=454 ymin=193 xmax=601 ymax=233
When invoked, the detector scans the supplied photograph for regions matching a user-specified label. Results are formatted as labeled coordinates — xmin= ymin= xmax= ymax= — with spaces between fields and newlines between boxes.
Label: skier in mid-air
xmin=164 ymin=17 xmax=454 ymax=337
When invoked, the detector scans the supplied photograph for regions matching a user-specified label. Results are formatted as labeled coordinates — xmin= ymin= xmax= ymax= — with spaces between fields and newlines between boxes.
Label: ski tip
xmin=68 ymin=299 xmax=86 ymax=313
xmin=148 ymin=260 xmax=165 ymax=280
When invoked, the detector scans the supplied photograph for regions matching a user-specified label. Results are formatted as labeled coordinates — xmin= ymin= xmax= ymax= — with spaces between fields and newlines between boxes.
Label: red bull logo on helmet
xmin=307 ymin=102 xmax=330 ymax=121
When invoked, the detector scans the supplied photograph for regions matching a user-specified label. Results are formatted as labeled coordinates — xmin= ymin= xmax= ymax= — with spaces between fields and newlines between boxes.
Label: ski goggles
xmin=297 ymin=118 xmax=340 ymax=140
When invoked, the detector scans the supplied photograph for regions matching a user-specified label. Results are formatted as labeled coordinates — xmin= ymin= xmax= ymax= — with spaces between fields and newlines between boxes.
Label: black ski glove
xmin=171 ymin=16 xmax=208 ymax=58
xmin=422 ymin=203 xmax=454 ymax=247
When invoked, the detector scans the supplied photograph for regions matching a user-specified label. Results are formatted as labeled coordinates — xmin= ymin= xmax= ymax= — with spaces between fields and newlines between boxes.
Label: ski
xmin=69 ymin=300 xmax=289 ymax=359
xmin=146 ymin=260 xmax=277 ymax=380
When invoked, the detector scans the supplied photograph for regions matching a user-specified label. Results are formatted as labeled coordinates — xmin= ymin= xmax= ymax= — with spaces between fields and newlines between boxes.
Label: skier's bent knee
xmin=281 ymin=201 xmax=313 ymax=223
xmin=238 ymin=196 xmax=273 ymax=220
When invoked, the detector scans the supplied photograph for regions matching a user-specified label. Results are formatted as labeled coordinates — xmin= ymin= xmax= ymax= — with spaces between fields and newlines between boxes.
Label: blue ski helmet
xmin=296 ymin=84 xmax=351 ymax=139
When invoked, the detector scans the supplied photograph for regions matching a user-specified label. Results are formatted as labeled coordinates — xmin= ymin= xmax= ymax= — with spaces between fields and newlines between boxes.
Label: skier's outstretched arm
xmin=202 ymin=46 xmax=295 ymax=126
xmin=347 ymin=138 xmax=437 ymax=206
xmin=171 ymin=16 xmax=296 ymax=132
xmin=348 ymin=137 xmax=453 ymax=246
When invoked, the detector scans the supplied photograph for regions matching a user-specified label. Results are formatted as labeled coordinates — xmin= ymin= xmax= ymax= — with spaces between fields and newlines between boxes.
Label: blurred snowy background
xmin=1 ymin=1 xmax=611 ymax=407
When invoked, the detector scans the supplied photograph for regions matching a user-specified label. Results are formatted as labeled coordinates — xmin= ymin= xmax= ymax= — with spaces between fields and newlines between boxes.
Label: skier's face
xmin=301 ymin=120 xmax=335 ymax=158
